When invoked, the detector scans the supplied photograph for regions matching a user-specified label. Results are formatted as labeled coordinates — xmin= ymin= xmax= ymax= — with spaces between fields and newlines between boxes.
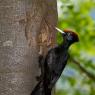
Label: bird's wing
xmin=49 ymin=52 xmax=69 ymax=89
xmin=45 ymin=49 xmax=56 ymax=73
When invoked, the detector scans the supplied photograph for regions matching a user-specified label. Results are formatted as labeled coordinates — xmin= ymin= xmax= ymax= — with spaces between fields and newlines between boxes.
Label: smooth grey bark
xmin=0 ymin=0 xmax=57 ymax=95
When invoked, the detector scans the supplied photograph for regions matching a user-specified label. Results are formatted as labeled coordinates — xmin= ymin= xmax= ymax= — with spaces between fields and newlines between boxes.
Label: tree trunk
xmin=0 ymin=0 xmax=57 ymax=95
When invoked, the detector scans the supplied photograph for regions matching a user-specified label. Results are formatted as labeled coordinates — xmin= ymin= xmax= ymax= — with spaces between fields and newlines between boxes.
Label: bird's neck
xmin=60 ymin=41 xmax=71 ymax=50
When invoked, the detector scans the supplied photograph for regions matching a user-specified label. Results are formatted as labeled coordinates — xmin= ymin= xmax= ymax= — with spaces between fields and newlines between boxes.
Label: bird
xmin=31 ymin=27 xmax=79 ymax=95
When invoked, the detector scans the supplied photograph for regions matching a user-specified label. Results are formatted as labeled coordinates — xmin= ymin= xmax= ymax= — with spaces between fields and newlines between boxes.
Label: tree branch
xmin=71 ymin=58 xmax=95 ymax=81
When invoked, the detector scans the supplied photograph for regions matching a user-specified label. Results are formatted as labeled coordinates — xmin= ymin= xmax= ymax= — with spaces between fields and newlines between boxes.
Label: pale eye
xmin=67 ymin=33 xmax=73 ymax=41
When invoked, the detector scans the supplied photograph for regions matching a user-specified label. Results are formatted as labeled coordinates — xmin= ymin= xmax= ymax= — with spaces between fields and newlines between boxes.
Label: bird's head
xmin=56 ymin=27 xmax=79 ymax=45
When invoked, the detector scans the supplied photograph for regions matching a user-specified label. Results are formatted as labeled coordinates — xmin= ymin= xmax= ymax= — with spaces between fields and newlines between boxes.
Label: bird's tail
xmin=31 ymin=81 xmax=45 ymax=95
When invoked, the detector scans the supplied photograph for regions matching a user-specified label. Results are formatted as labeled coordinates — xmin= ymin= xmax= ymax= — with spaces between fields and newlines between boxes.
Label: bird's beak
xmin=55 ymin=27 xmax=66 ymax=36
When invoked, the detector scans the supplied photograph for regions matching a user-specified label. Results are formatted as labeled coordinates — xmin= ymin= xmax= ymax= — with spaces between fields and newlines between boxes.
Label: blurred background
xmin=56 ymin=0 xmax=95 ymax=95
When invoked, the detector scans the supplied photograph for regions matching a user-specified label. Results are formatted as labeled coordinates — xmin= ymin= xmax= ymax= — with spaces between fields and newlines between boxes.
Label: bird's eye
xmin=67 ymin=33 xmax=73 ymax=41
xmin=67 ymin=33 xmax=70 ymax=36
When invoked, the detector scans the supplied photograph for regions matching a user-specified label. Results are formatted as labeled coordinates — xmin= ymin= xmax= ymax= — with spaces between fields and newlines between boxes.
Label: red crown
xmin=64 ymin=29 xmax=79 ymax=41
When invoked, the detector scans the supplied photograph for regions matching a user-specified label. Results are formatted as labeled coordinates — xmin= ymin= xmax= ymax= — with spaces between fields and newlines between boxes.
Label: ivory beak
xmin=55 ymin=27 xmax=65 ymax=34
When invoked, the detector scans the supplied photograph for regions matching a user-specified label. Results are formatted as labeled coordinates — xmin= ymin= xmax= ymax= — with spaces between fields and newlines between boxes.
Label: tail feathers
xmin=31 ymin=81 xmax=45 ymax=95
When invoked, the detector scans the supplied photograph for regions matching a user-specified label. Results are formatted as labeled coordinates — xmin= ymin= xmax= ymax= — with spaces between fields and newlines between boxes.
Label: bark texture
xmin=0 ymin=0 xmax=57 ymax=95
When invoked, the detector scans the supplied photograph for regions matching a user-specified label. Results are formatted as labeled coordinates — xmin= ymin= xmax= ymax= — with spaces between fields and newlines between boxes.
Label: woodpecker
xmin=43 ymin=28 xmax=79 ymax=92
xmin=31 ymin=27 xmax=79 ymax=95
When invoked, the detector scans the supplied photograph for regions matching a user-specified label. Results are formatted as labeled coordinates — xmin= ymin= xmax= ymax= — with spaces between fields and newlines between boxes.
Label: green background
xmin=56 ymin=0 xmax=95 ymax=95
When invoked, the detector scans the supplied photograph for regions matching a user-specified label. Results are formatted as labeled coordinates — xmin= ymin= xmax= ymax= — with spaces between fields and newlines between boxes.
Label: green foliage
xmin=57 ymin=32 xmax=64 ymax=45
xmin=56 ymin=0 xmax=95 ymax=95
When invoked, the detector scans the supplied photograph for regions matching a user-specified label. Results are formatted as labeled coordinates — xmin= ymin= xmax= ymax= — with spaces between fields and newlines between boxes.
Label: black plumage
xmin=31 ymin=81 xmax=45 ymax=95
xmin=31 ymin=28 xmax=79 ymax=95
